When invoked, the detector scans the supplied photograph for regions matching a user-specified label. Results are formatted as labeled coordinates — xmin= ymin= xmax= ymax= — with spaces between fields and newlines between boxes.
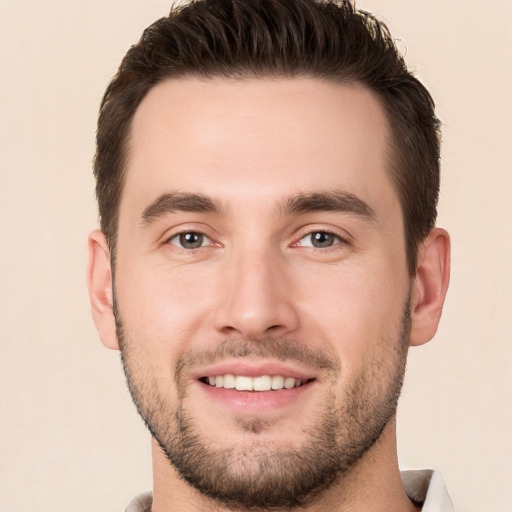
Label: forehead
xmin=122 ymin=77 xmax=397 ymax=219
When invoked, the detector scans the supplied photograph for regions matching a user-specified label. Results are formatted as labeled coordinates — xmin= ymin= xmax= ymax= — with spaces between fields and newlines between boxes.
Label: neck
xmin=150 ymin=418 xmax=419 ymax=512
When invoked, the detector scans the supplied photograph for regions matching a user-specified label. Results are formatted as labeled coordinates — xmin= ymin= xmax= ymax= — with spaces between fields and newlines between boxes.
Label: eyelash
xmin=293 ymin=229 xmax=348 ymax=250
xmin=166 ymin=230 xmax=215 ymax=250
xmin=165 ymin=227 xmax=349 ymax=253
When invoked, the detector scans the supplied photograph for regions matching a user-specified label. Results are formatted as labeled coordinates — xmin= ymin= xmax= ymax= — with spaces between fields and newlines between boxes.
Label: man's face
xmin=114 ymin=78 xmax=412 ymax=508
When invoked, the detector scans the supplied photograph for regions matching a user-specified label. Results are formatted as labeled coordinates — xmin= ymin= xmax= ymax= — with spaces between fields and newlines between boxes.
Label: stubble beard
xmin=115 ymin=302 xmax=410 ymax=511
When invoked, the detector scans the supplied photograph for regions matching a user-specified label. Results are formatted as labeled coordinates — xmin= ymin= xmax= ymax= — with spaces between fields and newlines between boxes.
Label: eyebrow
xmin=140 ymin=189 xmax=375 ymax=226
xmin=140 ymin=192 xmax=225 ymax=225
xmin=282 ymin=191 xmax=376 ymax=220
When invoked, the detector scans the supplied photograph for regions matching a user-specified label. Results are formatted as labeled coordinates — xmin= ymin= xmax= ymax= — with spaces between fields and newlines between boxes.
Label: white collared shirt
xmin=401 ymin=470 xmax=454 ymax=511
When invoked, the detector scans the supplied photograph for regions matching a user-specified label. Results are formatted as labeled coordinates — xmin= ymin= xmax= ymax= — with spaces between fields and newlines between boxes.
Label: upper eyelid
xmin=167 ymin=231 xmax=211 ymax=242
xmin=301 ymin=230 xmax=343 ymax=240
xmin=301 ymin=228 xmax=345 ymax=238
xmin=295 ymin=232 xmax=345 ymax=248
xmin=162 ymin=224 xmax=218 ymax=243
xmin=165 ymin=229 xmax=210 ymax=241
xmin=294 ymin=225 xmax=352 ymax=243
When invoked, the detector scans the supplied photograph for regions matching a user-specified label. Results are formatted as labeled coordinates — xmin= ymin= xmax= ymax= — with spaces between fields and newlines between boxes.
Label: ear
xmin=86 ymin=230 xmax=119 ymax=350
xmin=409 ymin=228 xmax=451 ymax=347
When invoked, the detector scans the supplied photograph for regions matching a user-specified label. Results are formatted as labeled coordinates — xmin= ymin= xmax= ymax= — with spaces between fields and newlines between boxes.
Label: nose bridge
xmin=213 ymin=240 xmax=298 ymax=338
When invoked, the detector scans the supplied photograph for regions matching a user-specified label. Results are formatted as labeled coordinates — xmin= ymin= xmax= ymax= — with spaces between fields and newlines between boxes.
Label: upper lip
xmin=191 ymin=359 xmax=317 ymax=381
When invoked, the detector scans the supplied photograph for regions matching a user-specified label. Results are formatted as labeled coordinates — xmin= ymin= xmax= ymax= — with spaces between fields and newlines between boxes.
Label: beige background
xmin=0 ymin=0 xmax=510 ymax=510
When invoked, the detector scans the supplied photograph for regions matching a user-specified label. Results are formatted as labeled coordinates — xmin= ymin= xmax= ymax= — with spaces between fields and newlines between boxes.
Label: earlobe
xmin=409 ymin=228 xmax=451 ymax=347
xmin=86 ymin=230 xmax=120 ymax=350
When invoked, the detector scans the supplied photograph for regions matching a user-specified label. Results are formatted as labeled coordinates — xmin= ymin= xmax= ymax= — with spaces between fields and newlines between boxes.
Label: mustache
xmin=175 ymin=337 xmax=341 ymax=377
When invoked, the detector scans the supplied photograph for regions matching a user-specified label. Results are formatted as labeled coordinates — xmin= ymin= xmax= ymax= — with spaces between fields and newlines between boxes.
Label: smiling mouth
xmin=200 ymin=375 xmax=315 ymax=391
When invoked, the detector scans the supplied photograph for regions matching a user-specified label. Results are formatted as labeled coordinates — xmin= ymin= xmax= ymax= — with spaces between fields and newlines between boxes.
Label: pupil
xmin=180 ymin=232 xmax=203 ymax=248
xmin=312 ymin=232 xmax=334 ymax=248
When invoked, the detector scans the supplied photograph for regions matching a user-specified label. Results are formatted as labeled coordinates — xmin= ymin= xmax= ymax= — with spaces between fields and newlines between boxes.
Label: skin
xmin=88 ymin=77 xmax=450 ymax=511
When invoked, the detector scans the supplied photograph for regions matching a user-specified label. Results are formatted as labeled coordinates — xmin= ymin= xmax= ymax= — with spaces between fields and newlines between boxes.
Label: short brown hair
xmin=94 ymin=0 xmax=441 ymax=275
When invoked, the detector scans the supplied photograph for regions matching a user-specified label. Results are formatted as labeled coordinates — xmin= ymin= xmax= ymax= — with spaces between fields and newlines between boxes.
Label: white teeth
xmin=235 ymin=376 xmax=253 ymax=391
xmin=253 ymin=375 xmax=272 ymax=391
xmin=284 ymin=377 xmax=296 ymax=389
xmin=271 ymin=375 xmax=284 ymax=389
xmin=205 ymin=374 xmax=307 ymax=391
xmin=223 ymin=374 xmax=235 ymax=389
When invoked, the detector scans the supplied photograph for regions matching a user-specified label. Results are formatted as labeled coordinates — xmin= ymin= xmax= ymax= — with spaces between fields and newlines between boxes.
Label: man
xmin=87 ymin=0 xmax=452 ymax=510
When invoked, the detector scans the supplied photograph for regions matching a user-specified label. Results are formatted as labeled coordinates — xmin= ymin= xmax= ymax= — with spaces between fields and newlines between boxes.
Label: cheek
xmin=295 ymin=258 xmax=410 ymax=365
xmin=114 ymin=273 xmax=196 ymax=404
xmin=114 ymin=261 xmax=216 ymax=355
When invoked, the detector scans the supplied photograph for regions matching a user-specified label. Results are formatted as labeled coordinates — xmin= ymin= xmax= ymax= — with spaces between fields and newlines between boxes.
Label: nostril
xmin=213 ymin=295 xmax=300 ymax=340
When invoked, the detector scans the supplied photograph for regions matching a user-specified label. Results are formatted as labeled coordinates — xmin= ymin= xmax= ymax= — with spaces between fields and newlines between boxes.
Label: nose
xmin=212 ymin=247 xmax=299 ymax=340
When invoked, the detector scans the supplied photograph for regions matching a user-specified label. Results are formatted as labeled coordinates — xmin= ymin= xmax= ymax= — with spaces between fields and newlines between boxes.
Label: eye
xmin=298 ymin=231 xmax=342 ymax=248
xmin=168 ymin=232 xmax=211 ymax=249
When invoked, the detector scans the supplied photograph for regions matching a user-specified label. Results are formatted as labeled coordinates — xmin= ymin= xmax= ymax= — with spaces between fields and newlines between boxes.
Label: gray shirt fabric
xmin=123 ymin=469 xmax=454 ymax=511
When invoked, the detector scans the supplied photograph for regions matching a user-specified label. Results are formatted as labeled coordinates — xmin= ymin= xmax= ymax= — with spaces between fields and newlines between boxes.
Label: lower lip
xmin=197 ymin=380 xmax=315 ymax=412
